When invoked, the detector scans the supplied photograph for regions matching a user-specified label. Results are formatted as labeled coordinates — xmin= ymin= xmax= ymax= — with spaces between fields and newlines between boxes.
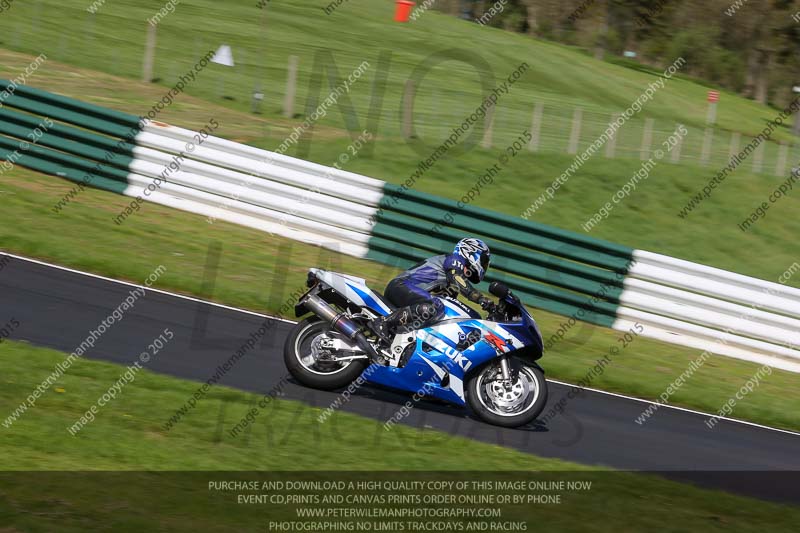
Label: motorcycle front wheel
xmin=284 ymin=317 xmax=370 ymax=390
xmin=466 ymin=358 xmax=548 ymax=428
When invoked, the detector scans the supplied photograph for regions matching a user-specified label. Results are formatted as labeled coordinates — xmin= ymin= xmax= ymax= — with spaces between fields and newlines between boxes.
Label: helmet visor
xmin=480 ymin=253 xmax=490 ymax=273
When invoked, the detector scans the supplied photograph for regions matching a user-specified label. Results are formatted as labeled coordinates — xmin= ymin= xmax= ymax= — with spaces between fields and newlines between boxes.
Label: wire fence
xmin=3 ymin=4 xmax=797 ymax=176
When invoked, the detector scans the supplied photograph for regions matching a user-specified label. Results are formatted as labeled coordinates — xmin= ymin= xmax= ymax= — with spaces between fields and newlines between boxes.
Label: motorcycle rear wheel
xmin=284 ymin=317 xmax=370 ymax=390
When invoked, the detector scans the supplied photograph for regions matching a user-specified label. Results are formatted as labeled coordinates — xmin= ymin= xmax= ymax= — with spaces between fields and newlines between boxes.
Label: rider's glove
xmin=479 ymin=297 xmax=496 ymax=313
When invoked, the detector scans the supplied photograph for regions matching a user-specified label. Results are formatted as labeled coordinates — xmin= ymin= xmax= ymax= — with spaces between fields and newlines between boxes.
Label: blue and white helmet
xmin=454 ymin=238 xmax=491 ymax=283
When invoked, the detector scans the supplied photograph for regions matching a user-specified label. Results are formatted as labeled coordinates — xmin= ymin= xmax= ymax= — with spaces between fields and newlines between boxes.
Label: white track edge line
xmin=4 ymin=251 xmax=799 ymax=438
xmin=1 ymin=252 xmax=295 ymax=324
xmin=547 ymin=378 xmax=800 ymax=438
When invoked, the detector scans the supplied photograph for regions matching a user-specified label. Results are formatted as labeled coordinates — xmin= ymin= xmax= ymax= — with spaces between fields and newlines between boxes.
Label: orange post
xmin=394 ymin=0 xmax=415 ymax=22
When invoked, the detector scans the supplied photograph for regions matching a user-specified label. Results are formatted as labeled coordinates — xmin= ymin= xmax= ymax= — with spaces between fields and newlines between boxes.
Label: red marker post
xmin=707 ymin=90 xmax=719 ymax=125
xmin=395 ymin=0 xmax=415 ymax=22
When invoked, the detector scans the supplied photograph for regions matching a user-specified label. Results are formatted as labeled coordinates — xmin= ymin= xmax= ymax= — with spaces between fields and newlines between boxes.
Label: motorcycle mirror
xmin=488 ymin=281 xmax=510 ymax=299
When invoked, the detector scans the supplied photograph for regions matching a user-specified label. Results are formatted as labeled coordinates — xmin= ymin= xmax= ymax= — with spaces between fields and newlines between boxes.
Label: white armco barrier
xmin=138 ymin=122 xmax=385 ymax=204
xmin=124 ymin=173 xmax=370 ymax=257
xmin=613 ymin=317 xmax=800 ymax=374
xmin=620 ymin=279 xmax=799 ymax=347
xmin=121 ymin=122 xmax=383 ymax=257
xmin=121 ymin=121 xmax=800 ymax=373
xmin=630 ymin=250 xmax=800 ymax=315
xmin=616 ymin=251 xmax=800 ymax=373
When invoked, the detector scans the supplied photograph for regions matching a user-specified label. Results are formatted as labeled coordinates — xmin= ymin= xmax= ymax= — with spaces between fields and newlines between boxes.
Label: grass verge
xmin=0 ymin=47 xmax=797 ymax=284
xmin=2 ymin=0 xmax=797 ymax=145
xmin=2 ymin=168 xmax=799 ymax=433
xmin=0 ymin=340 xmax=799 ymax=532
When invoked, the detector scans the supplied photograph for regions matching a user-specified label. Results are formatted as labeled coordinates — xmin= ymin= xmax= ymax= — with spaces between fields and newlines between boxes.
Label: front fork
xmin=499 ymin=355 xmax=512 ymax=384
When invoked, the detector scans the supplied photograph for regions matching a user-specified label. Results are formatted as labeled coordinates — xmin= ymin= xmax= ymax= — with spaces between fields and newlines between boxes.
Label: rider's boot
xmin=371 ymin=301 xmax=443 ymax=344
xmin=371 ymin=307 xmax=412 ymax=344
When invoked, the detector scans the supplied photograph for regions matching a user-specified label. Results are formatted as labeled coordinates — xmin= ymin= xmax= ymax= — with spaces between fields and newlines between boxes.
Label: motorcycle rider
xmin=372 ymin=238 xmax=495 ymax=343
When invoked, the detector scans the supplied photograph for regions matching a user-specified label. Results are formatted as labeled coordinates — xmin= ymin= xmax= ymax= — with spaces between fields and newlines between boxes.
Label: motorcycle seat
xmin=371 ymin=290 xmax=397 ymax=312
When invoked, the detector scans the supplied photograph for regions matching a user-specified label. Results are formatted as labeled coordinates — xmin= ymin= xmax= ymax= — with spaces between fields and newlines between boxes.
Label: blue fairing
xmin=440 ymin=298 xmax=481 ymax=319
xmin=362 ymin=298 xmax=543 ymax=406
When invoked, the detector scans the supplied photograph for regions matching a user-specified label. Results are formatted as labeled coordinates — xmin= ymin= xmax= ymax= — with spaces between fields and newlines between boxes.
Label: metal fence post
xmin=640 ymin=118 xmax=654 ymax=160
xmin=728 ymin=132 xmax=740 ymax=161
xmin=671 ymin=124 xmax=683 ymax=163
xmin=142 ymin=23 xmax=157 ymax=83
xmin=481 ymin=104 xmax=495 ymax=149
xmin=776 ymin=142 xmax=788 ymax=176
xmin=605 ymin=114 xmax=620 ymax=158
xmin=528 ymin=103 xmax=543 ymax=152
xmin=752 ymin=142 xmax=764 ymax=173
xmin=700 ymin=127 xmax=713 ymax=166
xmin=568 ymin=107 xmax=582 ymax=154
xmin=283 ymin=55 xmax=299 ymax=118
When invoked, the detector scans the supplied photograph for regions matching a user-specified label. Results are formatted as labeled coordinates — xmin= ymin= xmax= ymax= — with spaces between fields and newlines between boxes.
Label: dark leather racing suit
xmin=380 ymin=254 xmax=488 ymax=334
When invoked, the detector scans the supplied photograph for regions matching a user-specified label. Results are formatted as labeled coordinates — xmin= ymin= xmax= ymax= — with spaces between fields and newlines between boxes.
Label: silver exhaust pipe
xmin=303 ymin=294 xmax=380 ymax=360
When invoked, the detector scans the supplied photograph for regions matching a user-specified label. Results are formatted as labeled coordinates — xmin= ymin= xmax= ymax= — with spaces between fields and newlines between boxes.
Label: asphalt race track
xmin=2 ymin=254 xmax=799 ymax=505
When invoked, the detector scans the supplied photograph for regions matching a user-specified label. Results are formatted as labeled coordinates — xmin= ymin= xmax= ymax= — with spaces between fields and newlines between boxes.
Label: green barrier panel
xmin=374 ymin=195 xmax=631 ymax=273
xmin=0 ymin=108 xmax=136 ymax=155
xmin=367 ymin=236 xmax=617 ymax=327
xmin=368 ymin=184 xmax=634 ymax=325
xmin=375 ymin=210 xmax=622 ymax=286
xmin=0 ymin=79 xmax=141 ymax=129
xmin=367 ymin=246 xmax=614 ymax=327
xmin=0 ymin=146 xmax=128 ymax=197
xmin=0 ymin=93 xmax=139 ymax=139
xmin=369 ymin=222 xmax=623 ymax=302
xmin=485 ymin=270 xmax=614 ymax=327
xmin=382 ymin=184 xmax=634 ymax=261
xmin=0 ymin=118 xmax=133 ymax=172
xmin=0 ymin=135 xmax=129 ymax=184
xmin=368 ymin=231 xmax=617 ymax=313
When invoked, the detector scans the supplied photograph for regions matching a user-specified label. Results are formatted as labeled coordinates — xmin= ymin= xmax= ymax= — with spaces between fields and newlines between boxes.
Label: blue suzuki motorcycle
xmin=284 ymin=268 xmax=547 ymax=428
